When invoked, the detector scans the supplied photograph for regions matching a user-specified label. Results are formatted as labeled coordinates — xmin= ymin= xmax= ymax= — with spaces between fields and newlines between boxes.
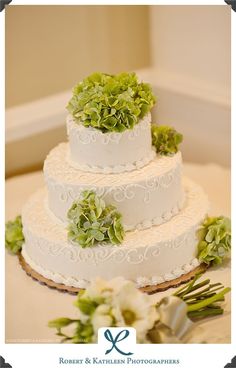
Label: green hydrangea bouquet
xmin=151 ymin=125 xmax=183 ymax=155
xmin=5 ymin=215 xmax=24 ymax=254
xmin=197 ymin=216 xmax=231 ymax=265
xmin=67 ymin=191 xmax=125 ymax=248
xmin=67 ymin=72 xmax=156 ymax=133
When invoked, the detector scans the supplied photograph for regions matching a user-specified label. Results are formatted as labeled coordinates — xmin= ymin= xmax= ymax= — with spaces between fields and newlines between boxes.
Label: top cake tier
xmin=67 ymin=112 xmax=156 ymax=173
xmin=66 ymin=72 xmax=156 ymax=173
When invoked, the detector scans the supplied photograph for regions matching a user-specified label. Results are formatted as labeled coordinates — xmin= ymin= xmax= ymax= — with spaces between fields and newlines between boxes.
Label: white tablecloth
xmin=5 ymin=163 xmax=231 ymax=343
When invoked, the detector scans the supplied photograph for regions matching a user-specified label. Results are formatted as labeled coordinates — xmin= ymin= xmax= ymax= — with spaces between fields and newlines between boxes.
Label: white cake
xmin=21 ymin=107 xmax=209 ymax=288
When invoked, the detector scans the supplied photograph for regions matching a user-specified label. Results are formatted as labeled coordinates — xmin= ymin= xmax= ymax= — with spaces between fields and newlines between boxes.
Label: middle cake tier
xmin=44 ymin=143 xmax=185 ymax=231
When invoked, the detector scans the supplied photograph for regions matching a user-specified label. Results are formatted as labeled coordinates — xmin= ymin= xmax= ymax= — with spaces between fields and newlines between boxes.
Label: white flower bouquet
xmin=49 ymin=274 xmax=230 ymax=344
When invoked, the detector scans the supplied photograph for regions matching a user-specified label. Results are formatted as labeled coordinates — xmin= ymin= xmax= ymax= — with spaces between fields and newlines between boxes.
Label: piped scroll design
xmin=25 ymin=230 xmax=162 ymax=266
xmin=45 ymin=165 xmax=182 ymax=206
xmin=21 ymin=245 xmax=201 ymax=289
xmin=23 ymin=222 xmax=197 ymax=268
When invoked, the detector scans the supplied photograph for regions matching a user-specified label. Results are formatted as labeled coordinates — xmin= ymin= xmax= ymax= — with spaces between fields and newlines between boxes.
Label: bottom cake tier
xmin=21 ymin=177 xmax=209 ymax=289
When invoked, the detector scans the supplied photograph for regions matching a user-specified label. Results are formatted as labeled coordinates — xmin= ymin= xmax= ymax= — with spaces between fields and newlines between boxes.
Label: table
xmin=5 ymin=163 xmax=231 ymax=343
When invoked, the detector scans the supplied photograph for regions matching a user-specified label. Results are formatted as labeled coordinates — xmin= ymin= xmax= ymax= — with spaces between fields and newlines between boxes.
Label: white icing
xmin=21 ymin=247 xmax=200 ymax=289
xmin=67 ymin=113 xmax=154 ymax=173
xmin=22 ymin=178 xmax=209 ymax=288
xmin=44 ymin=143 xmax=184 ymax=230
xmin=66 ymin=148 xmax=157 ymax=174
xmin=44 ymin=193 xmax=185 ymax=232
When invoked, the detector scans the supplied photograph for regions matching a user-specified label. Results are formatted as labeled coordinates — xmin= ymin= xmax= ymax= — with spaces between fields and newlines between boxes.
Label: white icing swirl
xmin=21 ymin=178 xmax=209 ymax=289
xmin=44 ymin=143 xmax=184 ymax=229
xmin=21 ymin=247 xmax=200 ymax=289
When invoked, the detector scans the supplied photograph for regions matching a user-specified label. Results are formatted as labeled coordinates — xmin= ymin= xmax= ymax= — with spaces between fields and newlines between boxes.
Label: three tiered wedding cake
xmin=20 ymin=72 xmax=209 ymax=290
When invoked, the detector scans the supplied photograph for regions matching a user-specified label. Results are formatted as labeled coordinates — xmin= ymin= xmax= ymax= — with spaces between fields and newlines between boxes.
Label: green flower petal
xmin=90 ymin=229 xmax=105 ymax=242
xmin=108 ymin=225 xmax=119 ymax=244
xmin=48 ymin=318 xmax=75 ymax=329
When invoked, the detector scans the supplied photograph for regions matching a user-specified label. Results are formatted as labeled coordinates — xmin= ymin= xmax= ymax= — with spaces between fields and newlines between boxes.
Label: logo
xmin=224 ymin=356 xmax=236 ymax=368
xmin=0 ymin=356 xmax=12 ymax=368
xmin=104 ymin=329 xmax=133 ymax=356
xmin=98 ymin=327 xmax=136 ymax=356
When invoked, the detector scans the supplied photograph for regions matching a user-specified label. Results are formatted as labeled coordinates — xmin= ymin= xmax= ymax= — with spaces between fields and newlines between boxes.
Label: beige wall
xmin=6 ymin=5 xmax=150 ymax=108
xmin=147 ymin=5 xmax=231 ymax=167
xmin=6 ymin=5 xmax=231 ymax=176
xmin=150 ymin=5 xmax=230 ymax=98
xmin=6 ymin=126 xmax=66 ymax=177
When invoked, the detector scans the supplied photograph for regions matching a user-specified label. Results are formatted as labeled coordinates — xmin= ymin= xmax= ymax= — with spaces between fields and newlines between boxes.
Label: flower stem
xmin=188 ymin=308 xmax=224 ymax=319
xmin=175 ymin=278 xmax=210 ymax=298
xmin=173 ymin=274 xmax=203 ymax=296
xmin=183 ymin=286 xmax=211 ymax=300
xmin=187 ymin=288 xmax=230 ymax=312
xmin=184 ymin=286 xmax=225 ymax=301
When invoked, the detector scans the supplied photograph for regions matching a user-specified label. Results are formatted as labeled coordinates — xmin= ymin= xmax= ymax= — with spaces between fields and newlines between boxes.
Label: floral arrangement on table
xmin=67 ymin=72 xmax=156 ymax=133
xmin=48 ymin=274 xmax=230 ymax=344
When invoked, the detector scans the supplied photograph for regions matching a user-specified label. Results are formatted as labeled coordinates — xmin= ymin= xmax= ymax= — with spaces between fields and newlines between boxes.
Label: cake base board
xmin=18 ymin=253 xmax=208 ymax=295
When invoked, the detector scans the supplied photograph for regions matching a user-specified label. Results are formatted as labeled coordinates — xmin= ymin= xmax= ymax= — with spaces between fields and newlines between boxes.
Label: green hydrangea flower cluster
xmin=67 ymin=190 xmax=125 ymax=248
xmin=5 ymin=215 xmax=24 ymax=254
xmin=67 ymin=72 xmax=156 ymax=133
xmin=197 ymin=216 xmax=231 ymax=265
xmin=151 ymin=125 xmax=183 ymax=155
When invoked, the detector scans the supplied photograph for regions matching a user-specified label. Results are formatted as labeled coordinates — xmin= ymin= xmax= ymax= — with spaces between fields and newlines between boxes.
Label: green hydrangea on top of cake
xmin=67 ymin=190 xmax=125 ymax=248
xmin=67 ymin=72 xmax=156 ymax=133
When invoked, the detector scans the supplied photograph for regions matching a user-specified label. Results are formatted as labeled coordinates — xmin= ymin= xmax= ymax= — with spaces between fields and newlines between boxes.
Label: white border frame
xmin=1 ymin=2 xmax=235 ymax=367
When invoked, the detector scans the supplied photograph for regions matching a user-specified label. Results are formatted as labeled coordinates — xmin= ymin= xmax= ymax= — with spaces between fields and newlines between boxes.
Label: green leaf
xmin=48 ymin=318 xmax=75 ymax=329
xmin=79 ymin=323 xmax=94 ymax=337
xmin=75 ymin=298 xmax=97 ymax=315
